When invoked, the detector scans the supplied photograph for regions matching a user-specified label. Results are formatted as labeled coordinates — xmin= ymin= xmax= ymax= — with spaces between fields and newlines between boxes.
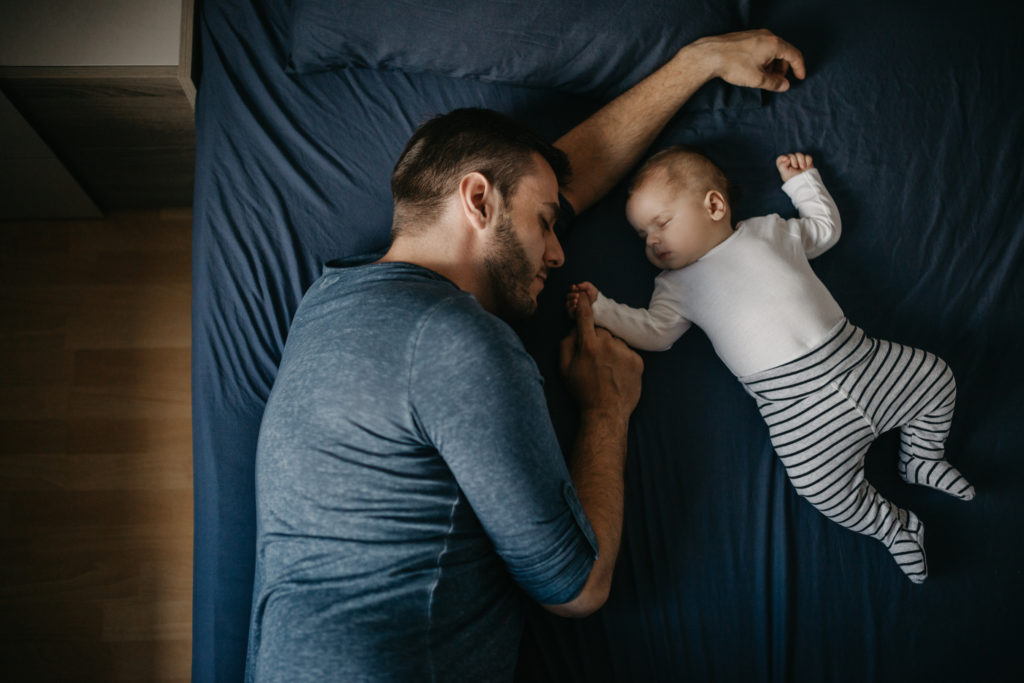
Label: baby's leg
xmin=843 ymin=341 xmax=974 ymax=501
xmin=895 ymin=359 xmax=974 ymax=500
xmin=765 ymin=393 xmax=928 ymax=583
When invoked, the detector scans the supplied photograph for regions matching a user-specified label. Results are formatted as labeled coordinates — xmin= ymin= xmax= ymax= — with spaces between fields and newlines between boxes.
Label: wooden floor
xmin=0 ymin=210 xmax=192 ymax=682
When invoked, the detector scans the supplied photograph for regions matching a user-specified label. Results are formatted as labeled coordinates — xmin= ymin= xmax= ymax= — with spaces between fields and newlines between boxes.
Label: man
xmin=247 ymin=30 xmax=805 ymax=682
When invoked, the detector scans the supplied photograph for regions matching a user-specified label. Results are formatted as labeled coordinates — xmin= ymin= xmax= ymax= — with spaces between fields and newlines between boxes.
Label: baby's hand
xmin=776 ymin=152 xmax=814 ymax=182
xmin=566 ymin=282 xmax=599 ymax=318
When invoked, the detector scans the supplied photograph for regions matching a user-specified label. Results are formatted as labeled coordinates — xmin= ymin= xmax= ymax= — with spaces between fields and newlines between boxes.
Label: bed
xmin=190 ymin=0 xmax=1024 ymax=680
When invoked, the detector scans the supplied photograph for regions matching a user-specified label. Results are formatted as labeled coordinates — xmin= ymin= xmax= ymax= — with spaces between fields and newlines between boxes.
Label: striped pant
xmin=740 ymin=319 xmax=974 ymax=583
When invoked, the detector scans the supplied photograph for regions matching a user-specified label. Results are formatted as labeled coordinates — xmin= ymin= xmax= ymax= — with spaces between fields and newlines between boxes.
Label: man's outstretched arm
xmin=556 ymin=29 xmax=806 ymax=214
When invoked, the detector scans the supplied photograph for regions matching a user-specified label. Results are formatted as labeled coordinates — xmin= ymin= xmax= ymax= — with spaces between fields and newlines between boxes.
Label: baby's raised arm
xmin=775 ymin=152 xmax=841 ymax=258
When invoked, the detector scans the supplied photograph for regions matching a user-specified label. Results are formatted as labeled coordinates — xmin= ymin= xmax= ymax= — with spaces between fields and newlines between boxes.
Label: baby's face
xmin=626 ymin=173 xmax=719 ymax=270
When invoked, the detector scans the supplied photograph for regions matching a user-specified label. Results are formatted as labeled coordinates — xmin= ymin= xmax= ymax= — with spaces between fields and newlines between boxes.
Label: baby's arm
xmin=567 ymin=281 xmax=691 ymax=352
xmin=776 ymin=153 xmax=842 ymax=258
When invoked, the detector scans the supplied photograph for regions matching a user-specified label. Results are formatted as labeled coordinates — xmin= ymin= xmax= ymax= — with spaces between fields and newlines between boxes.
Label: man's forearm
xmin=555 ymin=41 xmax=717 ymax=214
xmin=544 ymin=408 xmax=630 ymax=617
xmin=549 ymin=296 xmax=642 ymax=617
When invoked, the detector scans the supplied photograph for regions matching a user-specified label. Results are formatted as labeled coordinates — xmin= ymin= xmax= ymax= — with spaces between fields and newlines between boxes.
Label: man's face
xmin=484 ymin=154 xmax=564 ymax=320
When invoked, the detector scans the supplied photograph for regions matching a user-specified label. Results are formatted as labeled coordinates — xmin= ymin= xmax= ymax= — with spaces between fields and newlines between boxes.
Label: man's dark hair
xmin=390 ymin=108 xmax=571 ymax=237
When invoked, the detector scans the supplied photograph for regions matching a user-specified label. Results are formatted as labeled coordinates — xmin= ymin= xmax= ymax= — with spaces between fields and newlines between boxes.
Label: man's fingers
xmin=574 ymin=294 xmax=597 ymax=343
xmin=761 ymin=36 xmax=804 ymax=92
xmin=762 ymin=57 xmax=793 ymax=92
xmin=560 ymin=331 xmax=576 ymax=374
xmin=756 ymin=68 xmax=780 ymax=92
xmin=773 ymin=37 xmax=806 ymax=80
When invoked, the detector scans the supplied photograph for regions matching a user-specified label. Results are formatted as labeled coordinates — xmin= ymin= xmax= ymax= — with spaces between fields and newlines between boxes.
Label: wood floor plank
xmin=0 ymin=221 xmax=70 ymax=252
xmin=0 ymin=544 xmax=191 ymax=606
xmin=1 ymin=488 xmax=192 ymax=535
xmin=0 ymin=451 xmax=193 ymax=492
xmin=80 ymin=249 xmax=190 ymax=287
xmin=0 ymin=385 xmax=71 ymax=418
xmin=0 ymin=283 xmax=85 ymax=312
xmin=0 ymin=601 xmax=104 ymax=639
xmin=68 ymin=347 xmax=190 ymax=419
xmin=72 ymin=348 xmax=189 ymax=397
xmin=0 ymin=417 xmax=190 ymax=455
xmin=68 ymin=417 xmax=192 ymax=454
xmin=0 ymin=639 xmax=192 ymax=682
xmin=0 ymin=305 xmax=68 ymax=350
xmin=65 ymin=284 xmax=190 ymax=349
xmin=0 ymin=553 xmax=142 ymax=604
xmin=1 ymin=349 xmax=76 ymax=384
xmin=0 ymin=418 xmax=70 ymax=454
xmin=68 ymin=212 xmax=192 ymax=253
xmin=101 ymin=598 xmax=192 ymax=642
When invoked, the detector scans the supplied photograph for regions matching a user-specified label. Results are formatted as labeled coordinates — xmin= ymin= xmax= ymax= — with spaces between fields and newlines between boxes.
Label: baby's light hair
xmin=629 ymin=144 xmax=737 ymax=213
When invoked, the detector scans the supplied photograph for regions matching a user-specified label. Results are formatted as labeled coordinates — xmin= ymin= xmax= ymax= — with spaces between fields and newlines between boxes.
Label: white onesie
xmin=591 ymin=168 xmax=844 ymax=377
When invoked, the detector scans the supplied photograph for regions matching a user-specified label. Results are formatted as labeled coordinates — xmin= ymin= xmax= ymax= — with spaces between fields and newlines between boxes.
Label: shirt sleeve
xmin=780 ymin=168 xmax=843 ymax=258
xmin=591 ymin=277 xmax=692 ymax=351
xmin=408 ymin=296 xmax=598 ymax=605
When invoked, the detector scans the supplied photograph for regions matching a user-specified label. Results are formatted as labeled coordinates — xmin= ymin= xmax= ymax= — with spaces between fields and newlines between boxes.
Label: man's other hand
xmin=690 ymin=29 xmax=806 ymax=93
xmin=560 ymin=295 xmax=643 ymax=422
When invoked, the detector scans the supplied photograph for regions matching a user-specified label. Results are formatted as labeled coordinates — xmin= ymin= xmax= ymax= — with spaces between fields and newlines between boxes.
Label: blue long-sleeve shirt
xmin=246 ymin=255 xmax=597 ymax=682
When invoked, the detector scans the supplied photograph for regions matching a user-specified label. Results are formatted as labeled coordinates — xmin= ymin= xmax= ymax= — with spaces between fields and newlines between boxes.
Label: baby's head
xmin=626 ymin=145 xmax=736 ymax=270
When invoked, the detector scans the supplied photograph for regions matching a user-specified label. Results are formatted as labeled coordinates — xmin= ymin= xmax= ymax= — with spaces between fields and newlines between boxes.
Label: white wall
xmin=0 ymin=0 xmax=182 ymax=66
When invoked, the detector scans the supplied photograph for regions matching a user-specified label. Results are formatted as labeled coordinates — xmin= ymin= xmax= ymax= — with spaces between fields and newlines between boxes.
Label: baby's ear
xmin=705 ymin=190 xmax=728 ymax=221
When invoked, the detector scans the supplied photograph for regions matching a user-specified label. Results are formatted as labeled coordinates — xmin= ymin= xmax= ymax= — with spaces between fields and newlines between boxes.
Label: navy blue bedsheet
xmin=191 ymin=1 xmax=1024 ymax=681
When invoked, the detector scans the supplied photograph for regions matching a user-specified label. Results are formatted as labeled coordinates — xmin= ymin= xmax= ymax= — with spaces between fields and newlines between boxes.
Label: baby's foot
xmin=886 ymin=509 xmax=928 ymax=584
xmin=898 ymin=455 xmax=975 ymax=501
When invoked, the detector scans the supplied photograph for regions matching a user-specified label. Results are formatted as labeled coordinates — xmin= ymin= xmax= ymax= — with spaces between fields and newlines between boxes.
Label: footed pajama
xmin=740 ymin=319 xmax=974 ymax=583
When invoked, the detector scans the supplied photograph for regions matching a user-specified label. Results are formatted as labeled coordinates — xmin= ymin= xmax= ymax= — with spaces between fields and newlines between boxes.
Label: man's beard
xmin=484 ymin=212 xmax=539 ymax=322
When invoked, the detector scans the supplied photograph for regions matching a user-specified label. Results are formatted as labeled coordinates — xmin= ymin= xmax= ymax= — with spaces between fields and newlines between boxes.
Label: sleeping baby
xmin=566 ymin=145 xmax=974 ymax=583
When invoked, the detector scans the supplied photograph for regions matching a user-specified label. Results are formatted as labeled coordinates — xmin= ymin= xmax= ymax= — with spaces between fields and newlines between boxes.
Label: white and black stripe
xmin=740 ymin=319 xmax=973 ymax=583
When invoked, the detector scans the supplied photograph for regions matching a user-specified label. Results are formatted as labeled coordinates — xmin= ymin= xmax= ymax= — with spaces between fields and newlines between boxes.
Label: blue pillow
xmin=288 ymin=0 xmax=758 ymax=108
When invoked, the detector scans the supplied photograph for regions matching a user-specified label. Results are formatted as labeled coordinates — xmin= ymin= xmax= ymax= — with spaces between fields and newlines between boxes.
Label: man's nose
xmin=546 ymin=231 xmax=565 ymax=268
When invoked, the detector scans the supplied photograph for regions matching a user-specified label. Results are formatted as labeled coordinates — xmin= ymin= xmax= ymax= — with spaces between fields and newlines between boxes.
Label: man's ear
xmin=459 ymin=172 xmax=498 ymax=231
xmin=704 ymin=190 xmax=728 ymax=221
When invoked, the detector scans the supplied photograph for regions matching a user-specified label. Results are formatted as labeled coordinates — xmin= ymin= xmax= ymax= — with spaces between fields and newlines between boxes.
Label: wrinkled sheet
xmin=191 ymin=1 xmax=1024 ymax=680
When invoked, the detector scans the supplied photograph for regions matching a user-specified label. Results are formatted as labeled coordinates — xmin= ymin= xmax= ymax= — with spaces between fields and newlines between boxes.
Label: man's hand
xmin=560 ymin=295 xmax=643 ymax=422
xmin=689 ymin=29 xmax=806 ymax=93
